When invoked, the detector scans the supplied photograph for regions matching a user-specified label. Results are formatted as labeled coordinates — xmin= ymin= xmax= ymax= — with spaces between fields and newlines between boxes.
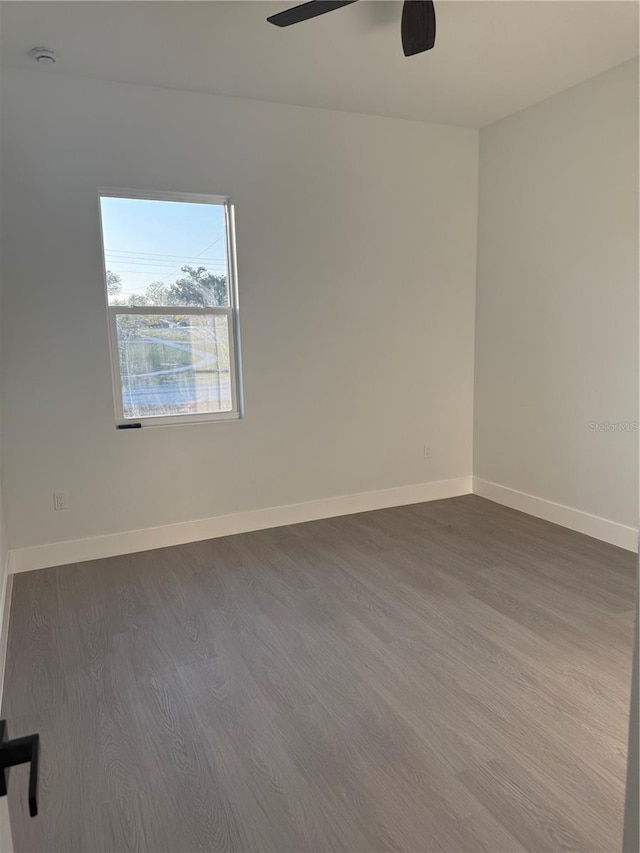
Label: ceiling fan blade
xmin=401 ymin=0 xmax=436 ymax=56
xmin=267 ymin=0 xmax=358 ymax=27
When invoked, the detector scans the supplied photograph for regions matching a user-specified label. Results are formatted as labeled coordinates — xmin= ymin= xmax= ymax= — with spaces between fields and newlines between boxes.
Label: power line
xmin=107 ymin=247 xmax=225 ymax=257
xmin=107 ymin=270 xmax=227 ymax=276
xmin=151 ymin=235 xmax=226 ymax=284
xmin=104 ymin=236 xmax=228 ymax=287
xmin=106 ymin=259 xmax=227 ymax=269
xmin=106 ymin=249 xmax=226 ymax=261
xmin=105 ymin=257 xmax=227 ymax=269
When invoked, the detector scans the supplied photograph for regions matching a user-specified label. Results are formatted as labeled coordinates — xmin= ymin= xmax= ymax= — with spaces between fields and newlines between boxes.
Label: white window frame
xmin=99 ymin=189 xmax=243 ymax=428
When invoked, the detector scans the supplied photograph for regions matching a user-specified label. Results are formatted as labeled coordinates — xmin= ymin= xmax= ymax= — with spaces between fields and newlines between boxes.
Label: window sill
xmin=116 ymin=412 xmax=242 ymax=430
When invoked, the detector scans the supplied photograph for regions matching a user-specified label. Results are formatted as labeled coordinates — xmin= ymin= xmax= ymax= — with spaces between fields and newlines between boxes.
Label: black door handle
xmin=0 ymin=720 xmax=39 ymax=817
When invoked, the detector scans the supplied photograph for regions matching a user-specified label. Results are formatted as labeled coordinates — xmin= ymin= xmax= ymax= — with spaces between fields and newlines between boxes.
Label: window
xmin=99 ymin=191 xmax=242 ymax=426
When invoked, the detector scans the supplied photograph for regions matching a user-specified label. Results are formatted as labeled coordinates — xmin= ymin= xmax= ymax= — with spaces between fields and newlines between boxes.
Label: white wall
xmin=0 ymin=69 xmax=478 ymax=551
xmin=0 ymin=52 xmax=14 ymax=853
xmin=0 ymin=56 xmax=10 ymax=681
xmin=474 ymin=59 xmax=639 ymax=530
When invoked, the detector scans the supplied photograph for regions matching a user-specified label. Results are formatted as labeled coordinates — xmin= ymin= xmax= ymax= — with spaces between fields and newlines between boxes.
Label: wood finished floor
xmin=2 ymin=495 xmax=636 ymax=853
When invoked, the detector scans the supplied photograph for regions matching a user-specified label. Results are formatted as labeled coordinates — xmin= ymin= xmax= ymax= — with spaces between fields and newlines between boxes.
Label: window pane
xmin=100 ymin=197 xmax=229 ymax=307
xmin=115 ymin=313 xmax=233 ymax=419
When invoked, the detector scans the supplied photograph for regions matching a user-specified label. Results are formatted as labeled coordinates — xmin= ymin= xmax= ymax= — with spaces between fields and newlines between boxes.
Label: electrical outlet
xmin=53 ymin=491 xmax=68 ymax=511
xmin=423 ymin=445 xmax=433 ymax=459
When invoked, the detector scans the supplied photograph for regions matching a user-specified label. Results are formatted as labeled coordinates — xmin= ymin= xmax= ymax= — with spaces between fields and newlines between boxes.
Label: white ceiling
xmin=1 ymin=1 xmax=638 ymax=127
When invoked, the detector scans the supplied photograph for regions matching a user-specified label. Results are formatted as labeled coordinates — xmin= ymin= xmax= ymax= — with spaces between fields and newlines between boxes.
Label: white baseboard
xmin=7 ymin=476 xmax=473 ymax=574
xmin=473 ymin=478 xmax=638 ymax=553
xmin=9 ymin=474 xmax=635 ymax=574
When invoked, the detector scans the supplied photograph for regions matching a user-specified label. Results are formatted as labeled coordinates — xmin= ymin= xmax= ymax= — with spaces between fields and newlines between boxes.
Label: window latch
xmin=0 ymin=720 xmax=39 ymax=817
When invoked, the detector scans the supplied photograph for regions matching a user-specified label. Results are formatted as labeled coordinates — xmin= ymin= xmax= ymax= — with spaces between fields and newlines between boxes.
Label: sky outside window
xmin=100 ymin=197 xmax=228 ymax=303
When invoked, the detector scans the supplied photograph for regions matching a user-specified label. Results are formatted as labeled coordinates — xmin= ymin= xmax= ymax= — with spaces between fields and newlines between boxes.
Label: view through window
xmin=99 ymin=192 xmax=241 ymax=424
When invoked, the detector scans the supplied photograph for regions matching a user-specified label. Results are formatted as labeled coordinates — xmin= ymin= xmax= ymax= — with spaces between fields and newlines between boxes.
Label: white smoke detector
xmin=28 ymin=47 xmax=56 ymax=65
